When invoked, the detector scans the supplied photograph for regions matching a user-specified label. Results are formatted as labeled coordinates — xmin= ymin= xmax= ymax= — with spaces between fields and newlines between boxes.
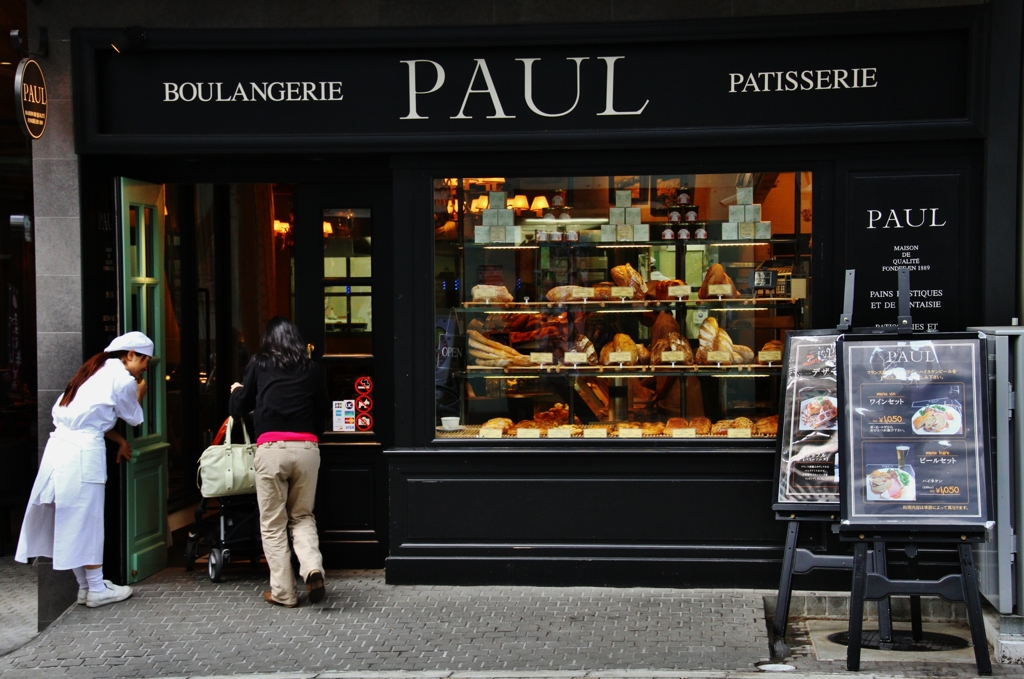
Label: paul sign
xmin=15 ymin=58 xmax=47 ymax=140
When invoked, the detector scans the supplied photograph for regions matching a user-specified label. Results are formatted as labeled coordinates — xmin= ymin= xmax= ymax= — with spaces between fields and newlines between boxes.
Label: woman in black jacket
xmin=230 ymin=317 xmax=328 ymax=607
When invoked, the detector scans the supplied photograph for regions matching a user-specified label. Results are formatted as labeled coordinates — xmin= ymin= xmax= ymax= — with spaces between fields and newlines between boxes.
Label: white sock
xmin=73 ymin=567 xmax=88 ymax=589
xmin=86 ymin=567 xmax=106 ymax=593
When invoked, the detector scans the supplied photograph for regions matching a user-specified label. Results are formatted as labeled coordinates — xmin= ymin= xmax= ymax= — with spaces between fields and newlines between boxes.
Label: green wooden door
xmin=119 ymin=178 xmax=170 ymax=583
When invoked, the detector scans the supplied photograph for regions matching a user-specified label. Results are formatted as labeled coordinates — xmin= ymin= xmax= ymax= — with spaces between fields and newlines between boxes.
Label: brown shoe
xmin=263 ymin=591 xmax=297 ymax=608
xmin=305 ymin=570 xmax=326 ymax=604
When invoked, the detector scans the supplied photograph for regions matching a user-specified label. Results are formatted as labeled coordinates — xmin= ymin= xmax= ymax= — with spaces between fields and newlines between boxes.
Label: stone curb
xmin=134 ymin=672 xmax=870 ymax=679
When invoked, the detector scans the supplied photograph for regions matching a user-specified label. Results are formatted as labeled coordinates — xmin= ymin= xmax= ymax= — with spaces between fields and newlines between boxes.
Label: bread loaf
xmin=689 ymin=417 xmax=712 ymax=435
xmin=698 ymin=317 xmax=720 ymax=348
xmin=636 ymin=344 xmax=651 ymax=365
xmin=653 ymin=279 xmax=686 ymax=300
xmin=733 ymin=345 xmax=754 ymax=364
xmin=610 ymin=263 xmax=648 ymax=299
xmin=600 ymin=334 xmax=639 ymax=365
xmin=545 ymin=285 xmax=581 ymax=303
xmin=757 ymin=339 xmax=785 ymax=364
xmin=471 ymin=284 xmax=514 ymax=302
xmin=697 ymin=263 xmax=740 ymax=299
xmin=594 ymin=282 xmax=613 ymax=300
xmin=754 ymin=415 xmax=779 ymax=436
xmin=666 ymin=417 xmax=689 ymax=429
xmin=650 ymin=332 xmax=694 ymax=366
xmin=712 ymin=419 xmax=734 ymax=435
xmin=481 ymin=417 xmax=514 ymax=434
xmin=574 ymin=335 xmax=599 ymax=365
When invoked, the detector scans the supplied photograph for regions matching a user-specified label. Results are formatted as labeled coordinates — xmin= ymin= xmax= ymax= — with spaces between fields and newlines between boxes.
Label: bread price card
xmin=670 ymin=428 xmax=697 ymax=438
xmin=547 ymin=427 xmax=572 ymax=438
xmin=618 ymin=428 xmax=642 ymax=438
xmin=530 ymin=352 xmax=554 ymax=365
xmin=516 ymin=428 xmax=541 ymax=439
xmin=608 ymin=351 xmax=633 ymax=364
xmin=727 ymin=428 xmax=752 ymax=438
xmin=478 ymin=427 xmax=503 ymax=438
xmin=611 ymin=286 xmax=634 ymax=299
xmin=661 ymin=351 xmax=689 ymax=363
xmin=563 ymin=351 xmax=588 ymax=365
xmin=758 ymin=350 xmax=782 ymax=363
xmin=583 ymin=428 xmax=608 ymax=438
xmin=575 ymin=287 xmax=596 ymax=300
xmin=708 ymin=284 xmax=734 ymax=296
xmin=706 ymin=350 xmax=732 ymax=364
xmin=667 ymin=285 xmax=691 ymax=298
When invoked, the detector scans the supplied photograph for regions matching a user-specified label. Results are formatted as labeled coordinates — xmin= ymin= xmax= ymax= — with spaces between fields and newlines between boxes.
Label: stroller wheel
xmin=184 ymin=534 xmax=199 ymax=572
xmin=208 ymin=548 xmax=225 ymax=582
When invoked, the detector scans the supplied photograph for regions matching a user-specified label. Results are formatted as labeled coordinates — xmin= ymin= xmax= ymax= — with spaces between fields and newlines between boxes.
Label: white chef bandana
xmin=104 ymin=331 xmax=155 ymax=357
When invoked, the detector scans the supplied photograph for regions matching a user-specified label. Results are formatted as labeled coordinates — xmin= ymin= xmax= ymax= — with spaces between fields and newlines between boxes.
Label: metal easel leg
xmin=773 ymin=521 xmax=800 ymax=640
xmin=847 ymin=542 xmax=869 ymax=671
xmin=958 ymin=543 xmax=992 ymax=675
xmin=872 ymin=541 xmax=893 ymax=642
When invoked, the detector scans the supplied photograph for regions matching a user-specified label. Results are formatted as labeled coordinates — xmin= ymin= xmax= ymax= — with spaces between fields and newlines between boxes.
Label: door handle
xmin=307 ymin=343 xmax=314 ymax=358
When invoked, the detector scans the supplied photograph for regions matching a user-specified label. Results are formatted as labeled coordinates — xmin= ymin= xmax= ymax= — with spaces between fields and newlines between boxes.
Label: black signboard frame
xmin=838 ymin=331 xmax=991 ymax=534
xmin=772 ymin=329 xmax=843 ymax=515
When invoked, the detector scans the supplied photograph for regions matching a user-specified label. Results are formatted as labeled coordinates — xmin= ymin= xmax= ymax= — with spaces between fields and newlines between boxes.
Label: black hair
xmin=255 ymin=317 xmax=310 ymax=371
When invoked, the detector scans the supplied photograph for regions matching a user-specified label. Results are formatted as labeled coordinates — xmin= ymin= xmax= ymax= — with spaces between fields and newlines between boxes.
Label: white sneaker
xmin=78 ymin=580 xmax=115 ymax=604
xmin=85 ymin=582 xmax=133 ymax=608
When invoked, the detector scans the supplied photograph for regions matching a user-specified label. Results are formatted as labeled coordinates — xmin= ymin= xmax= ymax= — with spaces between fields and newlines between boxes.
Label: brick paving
xmin=2 ymin=565 xmax=1023 ymax=679
xmin=0 ymin=556 xmax=38 ymax=656
xmin=0 ymin=568 xmax=770 ymax=678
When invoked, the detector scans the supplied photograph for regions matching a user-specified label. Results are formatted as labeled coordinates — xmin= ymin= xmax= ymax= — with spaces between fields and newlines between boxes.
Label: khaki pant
xmin=254 ymin=440 xmax=323 ymax=605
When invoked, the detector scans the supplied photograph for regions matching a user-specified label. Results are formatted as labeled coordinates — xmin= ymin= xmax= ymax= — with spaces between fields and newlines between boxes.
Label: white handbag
xmin=197 ymin=417 xmax=257 ymax=498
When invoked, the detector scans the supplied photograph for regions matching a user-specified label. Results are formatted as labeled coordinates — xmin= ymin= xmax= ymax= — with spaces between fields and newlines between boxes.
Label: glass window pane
xmin=433 ymin=173 xmax=811 ymax=439
xmin=129 ymin=205 xmax=139 ymax=278
xmin=323 ymin=208 xmax=373 ymax=357
xmin=144 ymin=206 xmax=155 ymax=278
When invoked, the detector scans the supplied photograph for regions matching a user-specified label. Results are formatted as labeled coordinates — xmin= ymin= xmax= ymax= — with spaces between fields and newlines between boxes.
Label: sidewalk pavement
xmin=0 ymin=556 xmax=38 ymax=656
xmin=0 ymin=565 xmax=1020 ymax=679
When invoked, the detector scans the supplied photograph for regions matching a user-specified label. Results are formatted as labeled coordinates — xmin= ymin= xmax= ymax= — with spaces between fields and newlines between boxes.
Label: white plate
xmin=911 ymin=404 xmax=962 ymax=436
xmin=865 ymin=466 xmax=916 ymax=502
xmin=798 ymin=395 xmax=838 ymax=431
xmin=435 ymin=425 xmax=465 ymax=432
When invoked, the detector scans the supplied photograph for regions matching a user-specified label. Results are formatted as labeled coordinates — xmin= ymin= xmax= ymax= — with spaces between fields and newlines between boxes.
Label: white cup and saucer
xmin=439 ymin=417 xmax=462 ymax=431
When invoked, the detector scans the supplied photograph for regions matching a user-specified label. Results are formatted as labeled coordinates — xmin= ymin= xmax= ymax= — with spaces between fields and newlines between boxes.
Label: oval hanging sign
xmin=15 ymin=58 xmax=47 ymax=140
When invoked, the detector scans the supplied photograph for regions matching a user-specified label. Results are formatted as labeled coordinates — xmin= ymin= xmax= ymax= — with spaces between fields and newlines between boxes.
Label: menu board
xmin=773 ymin=331 xmax=841 ymax=511
xmin=839 ymin=334 xmax=989 ymax=528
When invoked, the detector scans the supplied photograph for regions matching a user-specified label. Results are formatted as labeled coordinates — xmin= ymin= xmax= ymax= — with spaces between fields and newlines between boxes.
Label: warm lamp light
xmin=323 ymin=221 xmax=334 ymax=235
xmin=470 ymin=196 xmax=490 ymax=213
xmin=530 ymin=196 xmax=549 ymax=216
xmin=273 ymin=219 xmax=291 ymax=234
xmin=512 ymin=195 xmax=530 ymax=210
xmin=478 ymin=195 xmax=490 ymax=210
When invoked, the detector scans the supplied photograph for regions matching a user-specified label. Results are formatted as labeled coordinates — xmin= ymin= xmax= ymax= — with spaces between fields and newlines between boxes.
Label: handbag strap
xmin=225 ymin=416 xmax=253 ymax=446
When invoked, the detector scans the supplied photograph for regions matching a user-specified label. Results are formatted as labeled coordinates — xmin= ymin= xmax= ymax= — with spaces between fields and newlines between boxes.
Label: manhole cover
xmin=828 ymin=630 xmax=970 ymax=652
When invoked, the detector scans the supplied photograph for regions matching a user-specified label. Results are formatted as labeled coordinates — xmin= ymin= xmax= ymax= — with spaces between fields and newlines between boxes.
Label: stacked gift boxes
xmin=602 ymin=190 xmax=649 ymax=242
xmin=473 ymin=191 xmax=521 ymax=243
xmin=721 ymin=187 xmax=770 ymax=240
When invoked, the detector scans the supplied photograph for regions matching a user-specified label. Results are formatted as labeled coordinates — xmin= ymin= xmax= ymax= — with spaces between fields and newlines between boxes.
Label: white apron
xmin=16 ymin=358 xmax=142 ymax=570
xmin=15 ymin=427 xmax=107 ymax=570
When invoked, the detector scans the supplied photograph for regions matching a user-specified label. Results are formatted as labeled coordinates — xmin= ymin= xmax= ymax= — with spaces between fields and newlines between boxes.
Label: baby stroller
xmin=184 ymin=417 xmax=264 ymax=582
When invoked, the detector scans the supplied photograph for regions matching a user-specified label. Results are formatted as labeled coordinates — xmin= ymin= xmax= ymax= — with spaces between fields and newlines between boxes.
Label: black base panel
xmin=386 ymin=556 xmax=789 ymax=588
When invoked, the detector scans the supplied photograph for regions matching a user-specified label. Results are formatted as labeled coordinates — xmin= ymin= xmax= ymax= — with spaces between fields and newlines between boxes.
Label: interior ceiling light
xmin=111 ymin=26 xmax=146 ymax=53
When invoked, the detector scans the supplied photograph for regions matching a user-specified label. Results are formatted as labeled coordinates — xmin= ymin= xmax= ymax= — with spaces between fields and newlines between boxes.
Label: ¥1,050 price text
xmin=930 ymin=486 xmax=961 ymax=495
xmin=875 ymin=415 xmax=903 ymax=423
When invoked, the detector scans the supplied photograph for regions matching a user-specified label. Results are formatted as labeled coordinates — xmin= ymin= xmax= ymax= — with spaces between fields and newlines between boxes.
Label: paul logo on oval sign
xmin=15 ymin=58 xmax=47 ymax=140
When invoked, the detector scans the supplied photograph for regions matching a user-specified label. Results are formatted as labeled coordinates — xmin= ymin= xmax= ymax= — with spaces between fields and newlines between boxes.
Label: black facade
xmin=69 ymin=4 xmax=1022 ymax=587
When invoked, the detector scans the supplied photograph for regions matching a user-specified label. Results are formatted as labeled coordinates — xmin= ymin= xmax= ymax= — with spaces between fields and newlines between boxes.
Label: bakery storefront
xmin=71 ymin=5 xmax=1020 ymax=586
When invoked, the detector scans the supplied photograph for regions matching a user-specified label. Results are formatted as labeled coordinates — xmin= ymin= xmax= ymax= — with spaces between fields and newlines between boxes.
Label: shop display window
xmin=434 ymin=173 xmax=812 ymax=440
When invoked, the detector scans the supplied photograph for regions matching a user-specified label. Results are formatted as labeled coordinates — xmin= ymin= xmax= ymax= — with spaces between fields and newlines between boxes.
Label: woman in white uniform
xmin=16 ymin=331 xmax=153 ymax=608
